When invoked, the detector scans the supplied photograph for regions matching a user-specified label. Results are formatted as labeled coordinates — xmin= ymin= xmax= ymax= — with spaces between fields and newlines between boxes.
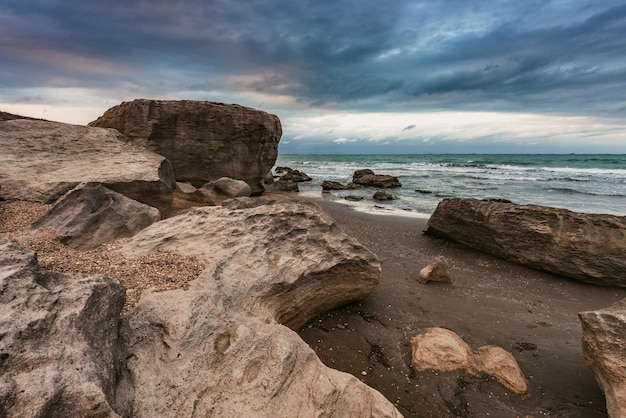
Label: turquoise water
xmin=274 ymin=154 xmax=626 ymax=216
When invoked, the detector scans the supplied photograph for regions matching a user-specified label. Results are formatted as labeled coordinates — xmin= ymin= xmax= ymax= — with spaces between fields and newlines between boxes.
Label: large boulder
xmin=89 ymin=99 xmax=282 ymax=195
xmin=0 ymin=239 xmax=125 ymax=417
xmin=114 ymin=198 xmax=401 ymax=416
xmin=579 ymin=299 xmax=626 ymax=418
xmin=425 ymin=198 xmax=626 ymax=287
xmin=29 ymin=183 xmax=161 ymax=250
xmin=0 ymin=119 xmax=176 ymax=214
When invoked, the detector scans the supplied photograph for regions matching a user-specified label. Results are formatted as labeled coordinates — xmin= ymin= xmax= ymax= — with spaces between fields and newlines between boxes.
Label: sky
xmin=1 ymin=0 xmax=626 ymax=154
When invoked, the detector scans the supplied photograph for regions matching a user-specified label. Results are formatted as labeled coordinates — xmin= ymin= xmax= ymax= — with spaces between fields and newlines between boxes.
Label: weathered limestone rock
xmin=265 ymin=178 xmax=299 ymax=193
xmin=281 ymin=169 xmax=312 ymax=182
xmin=425 ymin=198 xmax=626 ymax=287
xmin=322 ymin=180 xmax=361 ymax=191
xmin=0 ymin=119 xmax=176 ymax=214
xmin=29 ymin=183 xmax=161 ymax=250
xmin=417 ymin=255 xmax=452 ymax=284
xmin=411 ymin=327 xmax=528 ymax=395
xmin=89 ymin=99 xmax=282 ymax=195
xmin=352 ymin=169 xmax=402 ymax=188
xmin=115 ymin=198 xmax=401 ymax=416
xmin=0 ymin=239 xmax=124 ymax=417
xmin=373 ymin=190 xmax=396 ymax=201
xmin=579 ymin=299 xmax=626 ymax=418
xmin=188 ymin=177 xmax=252 ymax=205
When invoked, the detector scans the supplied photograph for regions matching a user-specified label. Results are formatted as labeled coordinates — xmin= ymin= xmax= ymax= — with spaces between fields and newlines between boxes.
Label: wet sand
xmin=296 ymin=195 xmax=626 ymax=418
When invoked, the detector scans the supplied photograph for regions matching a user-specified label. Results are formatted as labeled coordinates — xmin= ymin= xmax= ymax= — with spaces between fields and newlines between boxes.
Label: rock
xmin=352 ymin=169 xmax=402 ymax=188
xmin=114 ymin=198 xmax=401 ymax=417
xmin=373 ymin=190 xmax=395 ymax=201
xmin=281 ymin=169 xmax=312 ymax=182
xmin=176 ymin=182 xmax=197 ymax=194
xmin=89 ymin=99 xmax=282 ymax=195
xmin=322 ymin=180 xmax=361 ymax=191
xmin=411 ymin=327 xmax=528 ymax=395
xmin=579 ymin=299 xmax=626 ymax=418
xmin=28 ymin=183 xmax=161 ymax=250
xmin=345 ymin=195 xmax=364 ymax=201
xmin=210 ymin=177 xmax=252 ymax=198
xmin=0 ymin=119 xmax=176 ymax=214
xmin=265 ymin=178 xmax=299 ymax=193
xmin=425 ymin=198 xmax=626 ymax=287
xmin=417 ymin=255 xmax=452 ymax=284
xmin=0 ymin=239 xmax=125 ymax=416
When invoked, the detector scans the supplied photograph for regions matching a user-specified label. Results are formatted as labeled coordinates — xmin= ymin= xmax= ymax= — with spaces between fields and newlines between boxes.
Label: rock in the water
xmin=114 ymin=198 xmax=401 ymax=417
xmin=411 ymin=327 xmax=528 ymax=395
xmin=417 ymin=255 xmax=452 ymax=284
xmin=352 ymin=169 xmax=402 ymax=188
xmin=89 ymin=99 xmax=282 ymax=195
xmin=0 ymin=239 xmax=125 ymax=416
xmin=0 ymin=119 xmax=176 ymax=214
xmin=579 ymin=299 xmax=626 ymax=418
xmin=373 ymin=190 xmax=395 ymax=201
xmin=29 ymin=183 xmax=161 ymax=250
xmin=425 ymin=198 xmax=626 ymax=287
xmin=322 ymin=180 xmax=361 ymax=191
xmin=281 ymin=169 xmax=312 ymax=182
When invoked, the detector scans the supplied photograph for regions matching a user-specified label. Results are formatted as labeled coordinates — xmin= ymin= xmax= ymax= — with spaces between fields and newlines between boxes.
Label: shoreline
xmin=293 ymin=192 xmax=626 ymax=417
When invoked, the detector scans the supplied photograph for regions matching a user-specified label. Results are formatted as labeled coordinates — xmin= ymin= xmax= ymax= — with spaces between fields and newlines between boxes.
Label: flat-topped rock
xmin=0 ymin=119 xmax=175 ymax=214
xmin=89 ymin=99 xmax=282 ymax=195
xmin=425 ymin=198 xmax=626 ymax=287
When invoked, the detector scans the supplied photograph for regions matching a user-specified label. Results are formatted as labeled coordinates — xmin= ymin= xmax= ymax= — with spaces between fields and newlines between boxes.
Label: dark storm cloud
xmin=1 ymin=0 xmax=626 ymax=117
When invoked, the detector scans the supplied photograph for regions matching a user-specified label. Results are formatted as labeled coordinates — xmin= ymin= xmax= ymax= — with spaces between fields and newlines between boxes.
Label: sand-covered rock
xmin=29 ymin=183 xmax=161 ymax=250
xmin=579 ymin=299 xmax=626 ymax=418
xmin=411 ymin=327 xmax=528 ymax=395
xmin=0 ymin=239 xmax=124 ymax=417
xmin=425 ymin=198 xmax=626 ymax=287
xmin=114 ymin=198 xmax=401 ymax=416
xmin=417 ymin=255 xmax=452 ymax=284
xmin=0 ymin=119 xmax=176 ymax=213
xmin=89 ymin=99 xmax=282 ymax=195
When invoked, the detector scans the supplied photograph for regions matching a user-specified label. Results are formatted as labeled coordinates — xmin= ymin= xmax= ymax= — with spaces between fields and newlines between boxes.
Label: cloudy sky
xmin=2 ymin=0 xmax=626 ymax=153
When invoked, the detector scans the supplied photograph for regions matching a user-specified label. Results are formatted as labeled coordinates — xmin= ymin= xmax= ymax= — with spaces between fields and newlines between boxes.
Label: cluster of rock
xmin=0 ymin=104 xmax=403 ymax=417
xmin=321 ymin=169 xmax=400 ymax=202
xmin=424 ymin=197 xmax=626 ymax=417
xmin=411 ymin=327 xmax=529 ymax=395
xmin=266 ymin=166 xmax=312 ymax=192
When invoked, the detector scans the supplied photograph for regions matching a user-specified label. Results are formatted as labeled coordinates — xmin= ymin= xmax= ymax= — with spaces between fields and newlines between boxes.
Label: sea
xmin=273 ymin=154 xmax=626 ymax=218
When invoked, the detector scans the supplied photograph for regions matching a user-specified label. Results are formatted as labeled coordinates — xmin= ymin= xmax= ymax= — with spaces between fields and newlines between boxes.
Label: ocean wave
xmin=547 ymin=187 xmax=626 ymax=197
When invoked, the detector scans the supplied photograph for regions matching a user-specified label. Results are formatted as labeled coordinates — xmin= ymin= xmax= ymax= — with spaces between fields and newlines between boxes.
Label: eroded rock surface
xmin=417 ymin=255 xmax=452 ymax=284
xmin=352 ymin=169 xmax=402 ymax=188
xmin=115 ymin=198 xmax=400 ymax=417
xmin=579 ymin=299 xmax=626 ymax=418
xmin=0 ymin=239 xmax=125 ymax=417
xmin=425 ymin=198 xmax=626 ymax=287
xmin=29 ymin=183 xmax=161 ymax=250
xmin=0 ymin=119 xmax=176 ymax=213
xmin=89 ymin=99 xmax=282 ymax=195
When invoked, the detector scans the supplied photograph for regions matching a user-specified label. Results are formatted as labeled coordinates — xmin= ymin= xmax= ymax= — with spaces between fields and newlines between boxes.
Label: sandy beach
xmin=296 ymin=194 xmax=626 ymax=418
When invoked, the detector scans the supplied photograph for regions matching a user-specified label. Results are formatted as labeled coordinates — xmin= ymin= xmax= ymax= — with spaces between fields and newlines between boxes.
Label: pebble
xmin=361 ymin=371 xmax=368 ymax=376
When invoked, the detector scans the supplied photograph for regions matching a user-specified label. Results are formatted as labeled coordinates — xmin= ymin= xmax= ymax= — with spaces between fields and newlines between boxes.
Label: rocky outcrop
xmin=579 ymin=299 xmax=626 ymax=418
xmin=29 ymin=183 xmax=161 ymax=250
xmin=352 ymin=169 xmax=401 ymax=188
xmin=411 ymin=327 xmax=528 ymax=395
xmin=417 ymin=256 xmax=452 ymax=284
xmin=0 ymin=239 xmax=125 ymax=416
xmin=89 ymin=99 xmax=282 ymax=195
xmin=0 ymin=119 xmax=176 ymax=214
xmin=115 ymin=198 xmax=399 ymax=416
xmin=425 ymin=198 xmax=626 ymax=287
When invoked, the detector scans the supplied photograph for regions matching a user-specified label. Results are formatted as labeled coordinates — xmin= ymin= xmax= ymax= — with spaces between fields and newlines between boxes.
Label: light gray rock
xmin=115 ymin=198 xmax=401 ymax=417
xmin=579 ymin=299 xmax=626 ymax=418
xmin=0 ymin=119 xmax=176 ymax=214
xmin=425 ymin=198 xmax=626 ymax=287
xmin=89 ymin=99 xmax=282 ymax=195
xmin=29 ymin=183 xmax=161 ymax=250
xmin=417 ymin=255 xmax=452 ymax=284
xmin=0 ymin=239 xmax=125 ymax=417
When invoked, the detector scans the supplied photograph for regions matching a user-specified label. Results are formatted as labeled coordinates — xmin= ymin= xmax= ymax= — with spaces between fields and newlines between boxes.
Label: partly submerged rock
xmin=579 ymin=299 xmax=626 ymax=418
xmin=29 ymin=183 xmax=161 ymax=250
xmin=0 ymin=239 xmax=125 ymax=417
xmin=373 ymin=190 xmax=396 ymax=201
xmin=352 ymin=169 xmax=402 ymax=188
xmin=425 ymin=198 xmax=626 ymax=287
xmin=115 ymin=198 xmax=400 ymax=416
xmin=322 ymin=180 xmax=361 ymax=191
xmin=89 ymin=99 xmax=282 ymax=195
xmin=0 ymin=119 xmax=176 ymax=214
xmin=411 ymin=327 xmax=528 ymax=395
